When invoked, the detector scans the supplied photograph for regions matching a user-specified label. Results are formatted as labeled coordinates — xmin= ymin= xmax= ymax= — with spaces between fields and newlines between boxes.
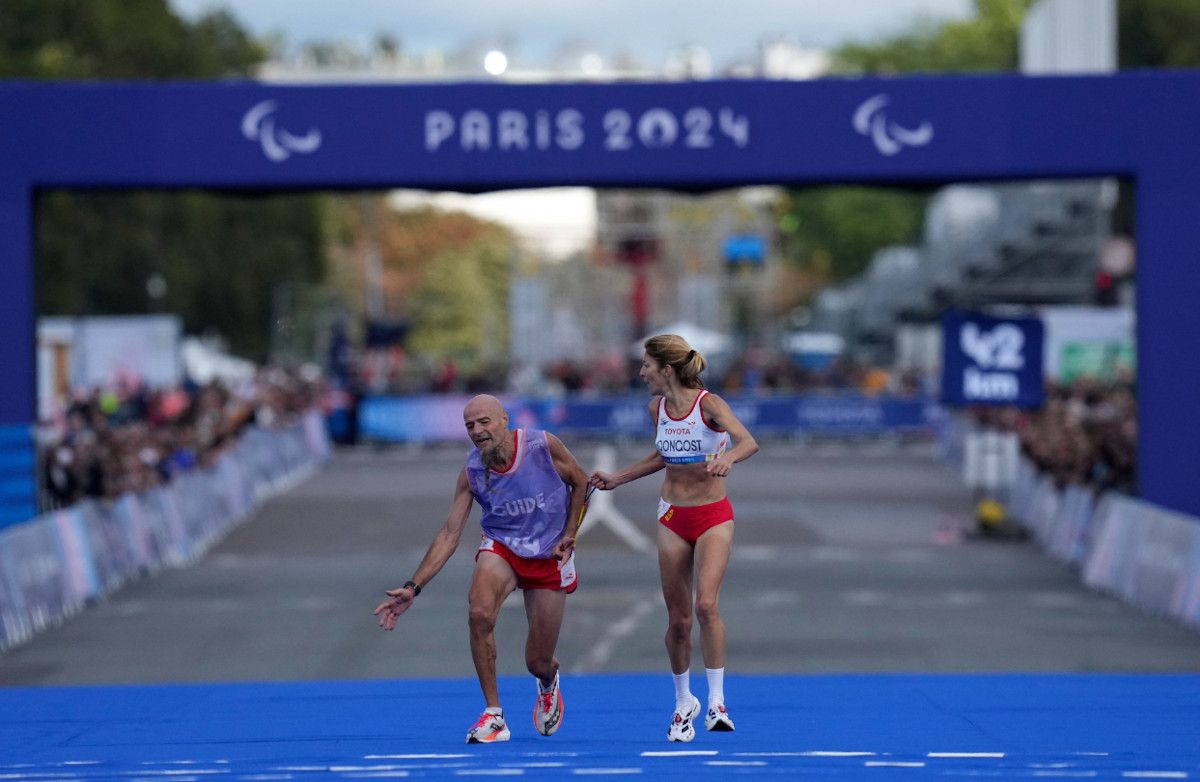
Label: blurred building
xmin=808 ymin=0 xmax=1124 ymax=379
xmin=594 ymin=188 xmax=781 ymax=345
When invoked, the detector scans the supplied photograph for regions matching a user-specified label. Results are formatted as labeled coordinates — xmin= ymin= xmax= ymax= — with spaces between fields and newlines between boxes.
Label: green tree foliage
xmin=405 ymin=234 xmax=512 ymax=368
xmin=834 ymin=0 xmax=1033 ymax=74
xmin=327 ymin=198 xmax=515 ymax=371
xmin=37 ymin=191 xmax=326 ymax=360
xmin=776 ymin=188 xmax=929 ymax=281
xmin=777 ymin=1 xmax=1033 ymax=282
xmin=1119 ymin=0 xmax=1200 ymax=68
xmin=0 ymin=0 xmax=262 ymax=78
xmin=6 ymin=0 xmax=326 ymax=362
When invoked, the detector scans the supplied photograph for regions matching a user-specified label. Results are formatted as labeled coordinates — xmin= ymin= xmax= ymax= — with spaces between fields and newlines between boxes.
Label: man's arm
xmin=374 ymin=468 xmax=474 ymax=630
xmin=546 ymin=432 xmax=589 ymax=560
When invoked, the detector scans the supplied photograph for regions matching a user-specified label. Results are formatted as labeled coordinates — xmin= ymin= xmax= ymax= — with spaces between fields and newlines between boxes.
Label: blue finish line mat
xmin=2 ymin=673 xmax=1199 ymax=779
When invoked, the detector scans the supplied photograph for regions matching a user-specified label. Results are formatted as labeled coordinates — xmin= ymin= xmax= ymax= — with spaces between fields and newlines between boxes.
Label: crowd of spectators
xmin=37 ymin=368 xmax=321 ymax=511
xmin=973 ymin=376 xmax=1137 ymax=497
xmin=352 ymin=345 xmax=928 ymax=399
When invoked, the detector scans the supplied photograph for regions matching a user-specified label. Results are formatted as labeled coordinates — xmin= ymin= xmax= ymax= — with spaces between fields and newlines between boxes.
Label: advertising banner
xmin=358 ymin=394 xmax=943 ymax=443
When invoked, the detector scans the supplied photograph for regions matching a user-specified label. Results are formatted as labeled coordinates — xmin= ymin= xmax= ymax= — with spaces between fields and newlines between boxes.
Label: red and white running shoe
xmin=667 ymin=695 xmax=702 ymax=742
xmin=705 ymin=702 xmax=736 ymax=731
xmin=533 ymin=671 xmax=564 ymax=736
xmin=466 ymin=710 xmax=510 ymax=744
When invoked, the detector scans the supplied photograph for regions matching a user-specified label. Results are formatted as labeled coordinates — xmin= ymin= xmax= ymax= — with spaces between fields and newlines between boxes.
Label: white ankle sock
xmin=706 ymin=667 xmax=725 ymax=707
xmin=673 ymin=670 xmax=693 ymax=712
xmin=484 ymin=705 xmax=503 ymax=716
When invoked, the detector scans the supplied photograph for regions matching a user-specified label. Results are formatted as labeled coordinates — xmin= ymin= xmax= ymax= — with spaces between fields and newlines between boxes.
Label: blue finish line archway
xmin=1 ymin=73 xmax=1198 ymax=521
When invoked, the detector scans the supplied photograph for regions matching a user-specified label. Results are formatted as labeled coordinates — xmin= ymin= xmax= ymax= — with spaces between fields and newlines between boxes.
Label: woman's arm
xmin=701 ymin=393 xmax=759 ymax=477
xmin=589 ymin=397 xmax=664 ymax=489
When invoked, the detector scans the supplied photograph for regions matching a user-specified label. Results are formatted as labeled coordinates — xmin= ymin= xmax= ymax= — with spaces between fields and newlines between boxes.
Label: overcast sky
xmin=170 ymin=0 xmax=973 ymax=70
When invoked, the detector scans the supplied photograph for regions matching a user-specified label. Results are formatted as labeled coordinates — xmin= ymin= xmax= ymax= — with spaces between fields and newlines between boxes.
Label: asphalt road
xmin=2 ymin=441 xmax=1198 ymax=685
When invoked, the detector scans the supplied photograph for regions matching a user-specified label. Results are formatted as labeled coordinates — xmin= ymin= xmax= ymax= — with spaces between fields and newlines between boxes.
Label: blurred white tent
xmin=629 ymin=321 xmax=734 ymax=359
xmin=182 ymin=337 xmax=256 ymax=385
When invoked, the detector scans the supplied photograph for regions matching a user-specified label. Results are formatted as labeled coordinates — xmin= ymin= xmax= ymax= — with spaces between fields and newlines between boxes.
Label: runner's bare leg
xmin=469 ymin=553 xmax=518 ymax=708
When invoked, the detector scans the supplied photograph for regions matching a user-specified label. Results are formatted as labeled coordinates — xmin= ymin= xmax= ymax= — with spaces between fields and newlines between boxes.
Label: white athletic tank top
xmin=654 ymin=390 xmax=729 ymax=465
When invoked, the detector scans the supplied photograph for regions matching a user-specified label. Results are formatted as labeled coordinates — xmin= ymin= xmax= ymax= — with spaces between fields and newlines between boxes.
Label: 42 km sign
xmin=941 ymin=310 xmax=1044 ymax=409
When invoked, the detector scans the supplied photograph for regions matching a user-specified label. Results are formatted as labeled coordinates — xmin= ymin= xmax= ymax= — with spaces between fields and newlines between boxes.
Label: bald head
xmin=463 ymin=394 xmax=511 ymax=460
xmin=464 ymin=394 xmax=504 ymax=420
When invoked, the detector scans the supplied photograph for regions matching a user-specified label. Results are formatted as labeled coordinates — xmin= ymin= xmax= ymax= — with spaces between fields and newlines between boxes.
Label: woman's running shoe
xmin=667 ymin=695 xmax=702 ymax=742
xmin=705 ymin=702 xmax=736 ymax=731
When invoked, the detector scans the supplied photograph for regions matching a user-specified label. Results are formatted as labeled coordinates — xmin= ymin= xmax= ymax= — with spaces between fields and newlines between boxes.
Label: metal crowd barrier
xmin=956 ymin=424 xmax=1200 ymax=630
xmin=0 ymin=411 xmax=330 ymax=652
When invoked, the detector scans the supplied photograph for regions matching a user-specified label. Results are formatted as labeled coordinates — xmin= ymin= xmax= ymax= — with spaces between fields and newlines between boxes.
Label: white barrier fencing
xmin=988 ymin=447 xmax=1200 ymax=629
xmin=0 ymin=411 xmax=330 ymax=652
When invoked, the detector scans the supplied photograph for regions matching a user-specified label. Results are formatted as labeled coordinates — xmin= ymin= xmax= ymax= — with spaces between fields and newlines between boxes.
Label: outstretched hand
xmin=373 ymin=586 xmax=416 ymax=631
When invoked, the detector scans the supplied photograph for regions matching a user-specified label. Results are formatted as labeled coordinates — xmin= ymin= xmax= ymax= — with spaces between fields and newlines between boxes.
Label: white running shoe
xmin=533 ymin=671 xmax=564 ymax=736
xmin=466 ymin=710 xmax=510 ymax=744
xmin=667 ymin=695 xmax=702 ymax=742
xmin=705 ymin=702 xmax=736 ymax=731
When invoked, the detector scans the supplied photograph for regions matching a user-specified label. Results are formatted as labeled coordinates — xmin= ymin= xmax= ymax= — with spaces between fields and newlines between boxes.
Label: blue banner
xmin=2 ymin=73 xmax=1200 ymax=515
xmin=0 ymin=425 xmax=35 ymax=530
xmin=940 ymin=310 xmax=1044 ymax=409
xmin=358 ymin=394 xmax=943 ymax=443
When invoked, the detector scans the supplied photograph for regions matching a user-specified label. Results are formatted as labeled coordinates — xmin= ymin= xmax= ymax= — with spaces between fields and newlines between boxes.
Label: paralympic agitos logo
xmin=241 ymin=100 xmax=322 ymax=162
xmin=852 ymin=94 xmax=933 ymax=157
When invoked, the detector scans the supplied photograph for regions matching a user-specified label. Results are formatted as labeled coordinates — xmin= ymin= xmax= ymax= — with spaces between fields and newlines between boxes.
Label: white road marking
xmin=572 ymin=596 xmax=657 ymax=672
xmin=811 ymin=547 xmax=862 ymax=563
xmin=751 ymin=590 xmax=800 ymax=608
xmin=732 ymin=545 xmax=776 ymax=561
xmin=579 ymin=447 xmax=653 ymax=553
xmin=640 ymin=751 xmax=718 ymax=757
xmin=572 ymin=771 xmax=642 ymax=776
xmin=928 ymin=752 xmax=1005 ymax=758
xmin=865 ymin=761 xmax=926 ymax=767
xmin=364 ymin=755 xmax=469 ymax=760
xmin=1121 ymin=774 xmax=1187 ymax=779
xmin=734 ymin=752 xmax=875 ymax=757
xmin=844 ymin=589 xmax=888 ymax=606
xmin=704 ymin=760 xmax=767 ymax=766
xmin=125 ymin=771 xmax=227 ymax=776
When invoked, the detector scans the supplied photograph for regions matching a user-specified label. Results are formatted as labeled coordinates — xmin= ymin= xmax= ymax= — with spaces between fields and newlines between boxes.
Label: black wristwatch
xmin=402 ymin=580 xmax=422 ymax=597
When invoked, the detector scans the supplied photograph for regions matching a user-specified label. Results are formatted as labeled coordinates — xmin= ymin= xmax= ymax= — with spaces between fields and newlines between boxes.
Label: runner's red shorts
xmin=476 ymin=537 xmax=578 ymax=593
xmin=658 ymin=496 xmax=734 ymax=544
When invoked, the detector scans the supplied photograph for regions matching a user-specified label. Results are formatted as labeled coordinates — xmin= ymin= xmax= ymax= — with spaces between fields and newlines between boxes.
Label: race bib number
xmin=558 ymin=551 xmax=577 ymax=589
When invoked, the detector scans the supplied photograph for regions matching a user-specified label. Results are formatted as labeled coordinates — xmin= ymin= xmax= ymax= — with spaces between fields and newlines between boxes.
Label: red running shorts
xmin=476 ymin=536 xmax=578 ymax=593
